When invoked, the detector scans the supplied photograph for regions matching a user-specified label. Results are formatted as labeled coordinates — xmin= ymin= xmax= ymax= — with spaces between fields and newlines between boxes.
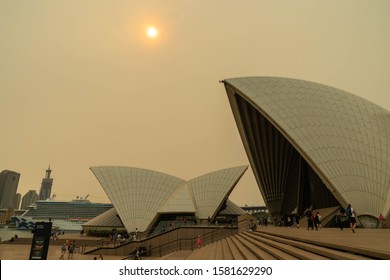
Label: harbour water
xmin=0 ymin=227 xmax=33 ymax=241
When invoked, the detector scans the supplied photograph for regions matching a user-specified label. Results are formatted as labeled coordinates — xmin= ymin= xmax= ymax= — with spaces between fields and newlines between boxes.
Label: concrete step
xmin=159 ymin=250 xmax=193 ymax=260
xmin=186 ymin=244 xmax=209 ymax=260
xmin=215 ymin=240 xmax=224 ymax=260
xmin=225 ymin=236 xmax=245 ymax=260
xmin=234 ymin=234 xmax=278 ymax=260
xmin=221 ymin=238 xmax=234 ymax=260
xmin=249 ymin=231 xmax=371 ymax=260
xmin=229 ymin=235 xmax=258 ymax=260
xmin=158 ymin=252 xmax=175 ymax=260
xmin=242 ymin=232 xmax=326 ymax=260
xmin=206 ymin=241 xmax=218 ymax=260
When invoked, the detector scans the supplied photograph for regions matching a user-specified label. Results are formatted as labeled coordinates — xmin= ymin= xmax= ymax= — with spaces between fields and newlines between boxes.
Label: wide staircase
xmin=159 ymin=229 xmax=390 ymax=260
xmin=81 ymin=222 xmax=241 ymax=258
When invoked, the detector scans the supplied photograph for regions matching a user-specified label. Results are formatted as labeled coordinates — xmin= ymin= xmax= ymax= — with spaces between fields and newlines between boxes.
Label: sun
xmin=146 ymin=26 xmax=158 ymax=38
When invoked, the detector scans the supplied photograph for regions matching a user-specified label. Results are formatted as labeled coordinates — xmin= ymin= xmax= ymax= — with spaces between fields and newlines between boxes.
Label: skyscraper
xmin=38 ymin=166 xmax=53 ymax=201
xmin=14 ymin=193 xmax=21 ymax=210
xmin=21 ymin=190 xmax=39 ymax=210
xmin=0 ymin=170 xmax=20 ymax=209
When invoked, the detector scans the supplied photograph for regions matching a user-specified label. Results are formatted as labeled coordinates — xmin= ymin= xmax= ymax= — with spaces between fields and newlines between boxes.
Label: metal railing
xmin=82 ymin=218 xmax=251 ymax=258
xmin=122 ymin=221 xmax=248 ymax=259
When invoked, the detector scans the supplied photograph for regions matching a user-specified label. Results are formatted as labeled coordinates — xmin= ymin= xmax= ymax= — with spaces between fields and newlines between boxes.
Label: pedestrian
xmin=305 ymin=208 xmax=313 ymax=230
xmin=135 ymin=247 xmax=140 ymax=260
xmin=346 ymin=204 xmax=357 ymax=233
xmin=197 ymin=234 xmax=203 ymax=248
xmin=263 ymin=217 xmax=268 ymax=227
xmin=287 ymin=216 xmax=292 ymax=227
xmin=258 ymin=217 xmax=263 ymax=227
xmin=295 ymin=214 xmax=300 ymax=229
xmin=59 ymin=243 xmax=66 ymax=259
xmin=317 ymin=212 xmax=322 ymax=229
xmin=335 ymin=209 xmax=344 ymax=230
xmin=68 ymin=240 xmax=76 ymax=259
xmin=312 ymin=211 xmax=319 ymax=230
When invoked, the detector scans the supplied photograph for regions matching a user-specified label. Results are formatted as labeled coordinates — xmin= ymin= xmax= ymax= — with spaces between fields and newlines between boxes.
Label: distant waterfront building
xmin=38 ymin=166 xmax=53 ymax=200
xmin=0 ymin=170 xmax=20 ymax=209
xmin=21 ymin=190 xmax=39 ymax=210
xmin=14 ymin=193 xmax=21 ymax=210
xmin=241 ymin=205 xmax=268 ymax=216
xmin=223 ymin=77 xmax=390 ymax=228
xmin=0 ymin=208 xmax=25 ymax=224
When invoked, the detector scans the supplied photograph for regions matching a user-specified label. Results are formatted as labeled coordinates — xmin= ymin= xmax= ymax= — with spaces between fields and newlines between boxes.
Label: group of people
xmin=258 ymin=216 xmax=269 ymax=227
xmin=59 ymin=239 xmax=76 ymax=259
xmin=305 ymin=209 xmax=322 ymax=230
xmin=9 ymin=234 xmax=18 ymax=242
xmin=108 ymin=228 xmax=128 ymax=244
xmin=130 ymin=246 xmax=145 ymax=259
xmin=249 ymin=219 xmax=257 ymax=231
xmin=273 ymin=214 xmax=300 ymax=228
xmin=305 ymin=204 xmax=358 ymax=232
xmin=335 ymin=204 xmax=357 ymax=232
xmin=93 ymin=254 xmax=103 ymax=260
xmin=51 ymin=228 xmax=64 ymax=240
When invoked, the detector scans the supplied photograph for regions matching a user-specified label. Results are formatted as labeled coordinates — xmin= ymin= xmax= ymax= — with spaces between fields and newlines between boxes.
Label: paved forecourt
xmin=1 ymin=227 xmax=389 ymax=260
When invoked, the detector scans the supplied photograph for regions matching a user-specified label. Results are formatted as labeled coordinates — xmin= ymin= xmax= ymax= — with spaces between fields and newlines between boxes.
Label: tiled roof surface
xmin=90 ymin=166 xmax=247 ymax=231
xmin=224 ymin=77 xmax=390 ymax=217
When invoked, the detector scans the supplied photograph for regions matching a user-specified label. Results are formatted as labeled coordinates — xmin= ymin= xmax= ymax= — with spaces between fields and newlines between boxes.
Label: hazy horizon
xmin=1 ymin=1 xmax=389 ymax=207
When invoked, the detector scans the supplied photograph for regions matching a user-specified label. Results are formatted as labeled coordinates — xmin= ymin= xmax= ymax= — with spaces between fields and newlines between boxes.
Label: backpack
xmin=345 ymin=207 xmax=352 ymax=217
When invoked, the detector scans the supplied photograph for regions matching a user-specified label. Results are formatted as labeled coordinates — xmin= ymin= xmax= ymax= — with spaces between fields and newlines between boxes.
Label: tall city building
xmin=38 ymin=166 xmax=53 ymax=201
xmin=0 ymin=170 xmax=20 ymax=209
xmin=14 ymin=193 xmax=21 ymax=210
xmin=21 ymin=190 xmax=39 ymax=210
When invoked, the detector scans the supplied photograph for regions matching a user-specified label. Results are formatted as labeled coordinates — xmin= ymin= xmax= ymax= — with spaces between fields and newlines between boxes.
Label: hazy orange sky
xmin=1 ymin=1 xmax=389 ymax=206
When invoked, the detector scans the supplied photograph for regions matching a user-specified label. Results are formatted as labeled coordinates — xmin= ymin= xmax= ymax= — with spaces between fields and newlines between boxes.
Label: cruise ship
xmin=12 ymin=196 xmax=113 ymax=231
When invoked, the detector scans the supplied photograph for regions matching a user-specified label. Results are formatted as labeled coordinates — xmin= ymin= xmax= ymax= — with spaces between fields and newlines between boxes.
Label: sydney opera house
xmin=86 ymin=77 xmax=389 ymax=233
xmin=222 ymin=77 xmax=390 ymax=228
xmin=85 ymin=166 xmax=248 ymax=235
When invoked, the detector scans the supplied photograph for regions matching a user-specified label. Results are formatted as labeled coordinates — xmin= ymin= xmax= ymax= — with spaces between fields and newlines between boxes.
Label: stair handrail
xmin=121 ymin=222 xmax=240 ymax=259
xmin=84 ymin=219 xmax=249 ymax=256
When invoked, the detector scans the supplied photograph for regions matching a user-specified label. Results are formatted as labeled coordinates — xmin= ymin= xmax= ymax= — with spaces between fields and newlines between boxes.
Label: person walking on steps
xmin=335 ymin=209 xmax=344 ymax=230
xmin=346 ymin=204 xmax=357 ymax=233
xmin=197 ymin=234 xmax=203 ymax=248
xmin=305 ymin=208 xmax=313 ymax=230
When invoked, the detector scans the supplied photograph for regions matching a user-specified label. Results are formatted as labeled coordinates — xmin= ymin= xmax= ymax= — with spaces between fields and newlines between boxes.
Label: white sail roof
xmin=224 ymin=77 xmax=390 ymax=219
xmin=90 ymin=165 xmax=248 ymax=232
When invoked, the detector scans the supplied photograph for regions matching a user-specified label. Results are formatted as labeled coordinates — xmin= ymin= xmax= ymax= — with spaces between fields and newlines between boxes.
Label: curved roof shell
xmin=189 ymin=166 xmax=249 ymax=219
xmin=223 ymin=77 xmax=390 ymax=219
xmin=90 ymin=166 xmax=247 ymax=232
xmin=83 ymin=207 xmax=124 ymax=228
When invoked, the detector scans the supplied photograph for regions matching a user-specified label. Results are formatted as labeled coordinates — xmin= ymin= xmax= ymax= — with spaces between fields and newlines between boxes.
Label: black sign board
xmin=29 ymin=222 xmax=52 ymax=260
